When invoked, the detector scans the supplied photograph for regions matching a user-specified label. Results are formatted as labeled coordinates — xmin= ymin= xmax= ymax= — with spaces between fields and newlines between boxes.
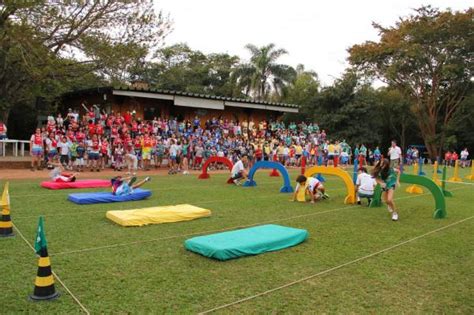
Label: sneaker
xmin=387 ymin=206 xmax=393 ymax=213
xmin=392 ymin=212 xmax=399 ymax=221
xmin=322 ymin=193 xmax=329 ymax=199
xmin=233 ymin=179 xmax=241 ymax=185
xmin=144 ymin=176 xmax=151 ymax=182
xmin=357 ymin=201 xmax=361 ymax=205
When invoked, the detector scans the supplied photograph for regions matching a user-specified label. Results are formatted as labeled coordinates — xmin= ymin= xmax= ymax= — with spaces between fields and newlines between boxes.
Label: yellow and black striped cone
xmin=30 ymin=247 xmax=60 ymax=301
xmin=0 ymin=182 xmax=14 ymax=238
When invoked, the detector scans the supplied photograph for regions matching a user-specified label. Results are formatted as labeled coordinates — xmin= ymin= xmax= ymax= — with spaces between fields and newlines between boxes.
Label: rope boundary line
xmin=198 ymin=215 xmax=474 ymax=314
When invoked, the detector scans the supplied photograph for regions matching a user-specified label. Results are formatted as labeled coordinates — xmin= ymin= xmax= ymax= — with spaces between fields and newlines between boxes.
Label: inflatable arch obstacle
xmin=406 ymin=163 xmax=424 ymax=194
xmin=370 ymin=174 xmax=447 ymax=219
xmin=303 ymin=166 xmax=356 ymax=204
xmin=198 ymin=156 xmax=234 ymax=180
xmin=441 ymin=166 xmax=453 ymax=197
xmin=243 ymin=161 xmax=293 ymax=193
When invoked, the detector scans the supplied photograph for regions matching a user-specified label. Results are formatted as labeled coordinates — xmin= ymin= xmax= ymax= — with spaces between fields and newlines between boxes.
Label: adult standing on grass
xmin=372 ymin=158 xmax=401 ymax=221
xmin=460 ymin=148 xmax=469 ymax=168
xmin=388 ymin=140 xmax=402 ymax=168
xmin=30 ymin=128 xmax=44 ymax=171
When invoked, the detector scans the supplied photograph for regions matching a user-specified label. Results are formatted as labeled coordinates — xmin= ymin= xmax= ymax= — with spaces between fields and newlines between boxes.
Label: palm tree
xmin=234 ymin=43 xmax=296 ymax=101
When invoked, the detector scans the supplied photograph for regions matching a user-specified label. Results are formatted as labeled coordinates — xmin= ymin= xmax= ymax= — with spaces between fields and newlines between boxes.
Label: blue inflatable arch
xmin=243 ymin=161 xmax=294 ymax=193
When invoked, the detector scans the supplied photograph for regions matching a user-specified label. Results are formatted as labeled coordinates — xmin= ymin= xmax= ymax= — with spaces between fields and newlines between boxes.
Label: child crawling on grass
xmin=292 ymin=175 xmax=329 ymax=203
xmin=111 ymin=175 xmax=151 ymax=196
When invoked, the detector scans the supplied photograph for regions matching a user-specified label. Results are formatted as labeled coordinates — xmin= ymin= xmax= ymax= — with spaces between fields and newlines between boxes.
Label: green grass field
xmin=1 ymin=165 xmax=473 ymax=314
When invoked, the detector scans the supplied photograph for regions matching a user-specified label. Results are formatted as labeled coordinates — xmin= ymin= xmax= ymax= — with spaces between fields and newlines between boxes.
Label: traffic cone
xmin=30 ymin=248 xmax=60 ymax=301
xmin=30 ymin=217 xmax=60 ymax=301
xmin=0 ymin=182 xmax=14 ymax=238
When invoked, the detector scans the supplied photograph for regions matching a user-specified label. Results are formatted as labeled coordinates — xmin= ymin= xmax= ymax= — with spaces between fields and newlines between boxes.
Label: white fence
xmin=0 ymin=139 xmax=30 ymax=157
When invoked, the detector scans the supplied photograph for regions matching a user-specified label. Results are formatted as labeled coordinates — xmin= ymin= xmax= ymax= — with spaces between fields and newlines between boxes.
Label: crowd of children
xmin=28 ymin=105 xmax=470 ymax=178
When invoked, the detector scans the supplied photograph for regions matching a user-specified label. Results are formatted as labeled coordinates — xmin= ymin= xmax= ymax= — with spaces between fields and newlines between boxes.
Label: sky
xmin=154 ymin=0 xmax=471 ymax=86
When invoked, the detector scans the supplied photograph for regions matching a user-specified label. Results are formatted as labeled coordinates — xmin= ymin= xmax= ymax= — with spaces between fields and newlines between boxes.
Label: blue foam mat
xmin=68 ymin=189 xmax=152 ymax=205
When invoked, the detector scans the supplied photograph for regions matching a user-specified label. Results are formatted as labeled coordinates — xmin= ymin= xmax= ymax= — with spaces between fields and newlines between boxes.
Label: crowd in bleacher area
xmin=26 ymin=103 xmax=470 ymax=174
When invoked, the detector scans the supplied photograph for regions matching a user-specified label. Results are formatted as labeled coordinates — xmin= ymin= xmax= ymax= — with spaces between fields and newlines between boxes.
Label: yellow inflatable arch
xmin=304 ymin=166 xmax=356 ymax=204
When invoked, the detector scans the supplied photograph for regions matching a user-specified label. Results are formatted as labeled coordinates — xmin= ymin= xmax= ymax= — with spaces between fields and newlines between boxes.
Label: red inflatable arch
xmin=198 ymin=156 xmax=234 ymax=180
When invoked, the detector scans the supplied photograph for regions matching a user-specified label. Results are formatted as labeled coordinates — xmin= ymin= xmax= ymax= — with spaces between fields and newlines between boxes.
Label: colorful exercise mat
xmin=68 ymin=189 xmax=151 ymax=204
xmin=106 ymin=204 xmax=211 ymax=227
xmin=185 ymin=224 xmax=308 ymax=261
xmin=41 ymin=179 xmax=111 ymax=190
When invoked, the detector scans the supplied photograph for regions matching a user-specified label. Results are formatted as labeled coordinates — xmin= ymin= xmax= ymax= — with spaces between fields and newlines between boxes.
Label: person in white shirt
xmin=230 ymin=155 xmax=248 ymax=185
xmin=57 ymin=136 xmax=71 ymax=168
xmin=460 ymin=148 xmax=469 ymax=168
xmin=388 ymin=140 xmax=402 ymax=168
xmin=356 ymin=167 xmax=377 ymax=205
xmin=292 ymin=175 xmax=328 ymax=203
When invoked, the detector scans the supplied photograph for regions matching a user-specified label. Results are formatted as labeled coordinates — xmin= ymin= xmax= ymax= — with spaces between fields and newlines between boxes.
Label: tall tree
xmin=0 ymin=0 xmax=171 ymax=124
xmin=234 ymin=43 xmax=296 ymax=101
xmin=349 ymin=6 xmax=473 ymax=158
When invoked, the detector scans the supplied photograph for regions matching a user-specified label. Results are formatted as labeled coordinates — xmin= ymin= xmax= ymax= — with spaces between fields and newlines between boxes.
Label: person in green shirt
xmin=372 ymin=158 xmax=401 ymax=221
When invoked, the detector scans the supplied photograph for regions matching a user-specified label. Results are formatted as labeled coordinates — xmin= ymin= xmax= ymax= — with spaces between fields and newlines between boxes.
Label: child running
xmin=372 ymin=158 xmax=401 ymax=221
xmin=292 ymin=175 xmax=328 ymax=203
xmin=111 ymin=175 xmax=151 ymax=196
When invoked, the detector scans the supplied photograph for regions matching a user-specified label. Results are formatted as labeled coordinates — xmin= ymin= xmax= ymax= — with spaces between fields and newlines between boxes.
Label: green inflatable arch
xmin=370 ymin=174 xmax=446 ymax=219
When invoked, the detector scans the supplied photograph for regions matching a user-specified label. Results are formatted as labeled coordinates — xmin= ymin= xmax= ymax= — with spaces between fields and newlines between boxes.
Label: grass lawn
xmin=1 ymin=165 xmax=473 ymax=313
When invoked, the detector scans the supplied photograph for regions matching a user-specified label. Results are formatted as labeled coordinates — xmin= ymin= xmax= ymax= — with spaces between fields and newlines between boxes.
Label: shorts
xmin=389 ymin=159 xmax=400 ymax=168
xmin=231 ymin=171 xmax=244 ymax=180
xmin=195 ymin=157 xmax=203 ymax=165
xmin=142 ymin=149 xmax=151 ymax=160
xmin=60 ymin=155 xmax=69 ymax=164
xmin=0 ymin=135 xmax=6 ymax=140
xmin=54 ymin=175 xmax=76 ymax=183
xmin=175 ymin=155 xmax=181 ymax=164
xmin=48 ymin=150 xmax=58 ymax=158
xmin=358 ymin=191 xmax=374 ymax=198
xmin=327 ymin=155 xmax=334 ymax=160
xmin=32 ymin=147 xmax=43 ymax=156
xmin=89 ymin=152 xmax=100 ymax=160
xmin=115 ymin=183 xmax=133 ymax=196
xmin=382 ymin=184 xmax=396 ymax=192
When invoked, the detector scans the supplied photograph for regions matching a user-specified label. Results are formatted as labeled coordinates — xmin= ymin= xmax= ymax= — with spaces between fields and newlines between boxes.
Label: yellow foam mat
xmin=106 ymin=204 xmax=211 ymax=227
xmin=296 ymin=184 xmax=307 ymax=202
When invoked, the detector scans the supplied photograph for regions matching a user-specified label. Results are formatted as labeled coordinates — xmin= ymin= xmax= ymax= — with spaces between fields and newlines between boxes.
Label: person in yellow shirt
xmin=327 ymin=141 xmax=336 ymax=166
xmin=295 ymin=143 xmax=303 ymax=166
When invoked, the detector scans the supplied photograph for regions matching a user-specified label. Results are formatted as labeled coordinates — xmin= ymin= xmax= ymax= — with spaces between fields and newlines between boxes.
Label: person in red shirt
xmin=123 ymin=111 xmax=132 ymax=125
xmin=134 ymin=136 xmax=142 ymax=167
xmin=131 ymin=120 xmax=138 ymax=138
xmin=444 ymin=151 xmax=452 ymax=167
xmin=88 ymin=134 xmax=101 ymax=172
xmin=0 ymin=120 xmax=7 ymax=140
xmin=30 ymin=128 xmax=44 ymax=171
xmin=88 ymin=121 xmax=96 ymax=136
xmin=96 ymin=122 xmax=104 ymax=137
xmin=75 ymin=128 xmax=86 ymax=143
xmin=451 ymin=151 xmax=458 ymax=167
xmin=100 ymin=137 xmax=109 ymax=169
